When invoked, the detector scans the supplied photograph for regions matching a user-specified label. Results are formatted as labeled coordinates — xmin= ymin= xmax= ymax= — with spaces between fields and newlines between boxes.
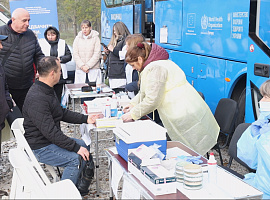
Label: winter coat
xmin=73 ymin=30 xmax=101 ymax=83
xmin=0 ymin=20 xmax=44 ymax=89
xmin=0 ymin=64 xmax=13 ymax=131
xmin=23 ymin=80 xmax=88 ymax=152
xmin=107 ymin=38 xmax=126 ymax=79
xmin=237 ymin=111 xmax=270 ymax=199
xmin=39 ymin=26 xmax=72 ymax=80
xmin=130 ymin=44 xmax=220 ymax=155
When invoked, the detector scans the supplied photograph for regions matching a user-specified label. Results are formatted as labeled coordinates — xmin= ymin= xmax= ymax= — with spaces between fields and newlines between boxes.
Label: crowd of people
xmin=0 ymin=7 xmax=270 ymax=199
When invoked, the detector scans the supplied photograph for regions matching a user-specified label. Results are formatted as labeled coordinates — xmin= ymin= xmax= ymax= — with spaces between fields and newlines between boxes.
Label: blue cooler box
xmin=113 ymin=120 xmax=167 ymax=162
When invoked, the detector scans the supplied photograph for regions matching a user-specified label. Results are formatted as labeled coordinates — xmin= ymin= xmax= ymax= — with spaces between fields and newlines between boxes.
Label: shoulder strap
xmin=2 ymin=34 xmax=23 ymax=66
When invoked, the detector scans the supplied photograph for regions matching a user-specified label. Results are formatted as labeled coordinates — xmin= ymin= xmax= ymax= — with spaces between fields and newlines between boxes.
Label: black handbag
xmin=77 ymin=153 xmax=95 ymax=196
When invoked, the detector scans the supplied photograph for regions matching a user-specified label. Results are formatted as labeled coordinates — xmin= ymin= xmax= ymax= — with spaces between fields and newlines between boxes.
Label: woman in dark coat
xmin=39 ymin=26 xmax=72 ymax=103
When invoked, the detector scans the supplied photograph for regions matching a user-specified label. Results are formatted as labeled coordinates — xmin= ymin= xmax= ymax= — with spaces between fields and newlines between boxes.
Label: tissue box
xmin=141 ymin=165 xmax=176 ymax=185
xmin=128 ymin=162 xmax=177 ymax=195
xmin=113 ymin=120 xmax=167 ymax=162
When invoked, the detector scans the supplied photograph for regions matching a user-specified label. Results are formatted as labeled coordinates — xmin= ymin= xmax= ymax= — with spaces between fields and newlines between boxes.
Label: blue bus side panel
xmin=101 ymin=0 xmax=134 ymax=45
xmin=155 ymin=0 xmax=249 ymax=62
xmin=246 ymin=38 xmax=270 ymax=123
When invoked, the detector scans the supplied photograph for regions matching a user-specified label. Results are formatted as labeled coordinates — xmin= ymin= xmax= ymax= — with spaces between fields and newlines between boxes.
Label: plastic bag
xmin=149 ymin=143 xmax=165 ymax=160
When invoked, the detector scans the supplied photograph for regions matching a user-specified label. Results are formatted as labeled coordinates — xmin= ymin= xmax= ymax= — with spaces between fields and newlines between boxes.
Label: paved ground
xmin=0 ymin=99 xmax=250 ymax=199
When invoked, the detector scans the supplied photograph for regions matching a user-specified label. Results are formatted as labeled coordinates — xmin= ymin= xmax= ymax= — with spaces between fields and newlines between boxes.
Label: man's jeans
xmin=33 ymin=138 xmax=90 ymax=185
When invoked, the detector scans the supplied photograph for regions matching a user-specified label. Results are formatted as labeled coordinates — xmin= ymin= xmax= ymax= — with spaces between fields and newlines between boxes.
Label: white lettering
xmin=111 ymin=14 xmax=122 ymax=20
xmin=233 ymin=12 xmax=248 ymax=18
xmin=29 ymin=24 xmax=52 ymax=29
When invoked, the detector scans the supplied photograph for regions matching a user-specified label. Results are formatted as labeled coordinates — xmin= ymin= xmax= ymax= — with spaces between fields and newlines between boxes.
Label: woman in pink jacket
xmin=73 ymin=20 xmax=101 ymax=83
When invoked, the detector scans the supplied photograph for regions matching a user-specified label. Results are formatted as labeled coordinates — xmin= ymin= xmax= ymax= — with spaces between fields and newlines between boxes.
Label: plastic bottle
xmin=111 ymin=92 xmax=117 ymax=117
xmin=105 ymin=99 xmax=111 ymax=118
xmin=208 ymin=152 xmax=217 ymax=184
xmin=96 ymin=75 xmax=101 ymax=93
xmin=117 ymin=108 xmax=123 ymax=119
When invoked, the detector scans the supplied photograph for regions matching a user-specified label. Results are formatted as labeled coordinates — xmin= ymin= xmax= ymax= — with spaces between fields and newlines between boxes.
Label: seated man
xmin=22 ymin=56 xmax=100 ymax=191
xmin=237 ymin=79 xmax=270 ymax=199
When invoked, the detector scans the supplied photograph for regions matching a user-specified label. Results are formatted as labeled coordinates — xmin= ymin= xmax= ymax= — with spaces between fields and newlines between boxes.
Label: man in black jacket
xmin=22 ymin=56 xmax=101 ymax=187
xmin=0 ymin=34 xmax=13 ymax=150
xmin=0 ymin=8 xmax=44 ymax=112
xmin=0 ymin=34 xmax=13 ymax=198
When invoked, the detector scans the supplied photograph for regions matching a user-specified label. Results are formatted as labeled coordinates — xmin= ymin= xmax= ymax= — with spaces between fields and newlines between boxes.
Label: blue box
xmin=113 ymin=120 xmax=167 ymax=162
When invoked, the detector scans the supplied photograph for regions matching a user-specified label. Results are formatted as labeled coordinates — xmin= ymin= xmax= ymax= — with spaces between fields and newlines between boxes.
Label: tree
xmin=58 ymin=0 xmax=101 ymax=37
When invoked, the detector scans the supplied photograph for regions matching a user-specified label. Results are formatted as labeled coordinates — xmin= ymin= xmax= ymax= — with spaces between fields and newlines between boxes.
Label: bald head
xmin=11 ymin=8 xmax=30 ymax=33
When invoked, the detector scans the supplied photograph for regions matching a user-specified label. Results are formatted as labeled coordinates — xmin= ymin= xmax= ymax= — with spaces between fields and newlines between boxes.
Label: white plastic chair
xmin=10 ymin=118 xmax=59 ymax=184
xmin=9 ymin=148 xmax=81 ymax=199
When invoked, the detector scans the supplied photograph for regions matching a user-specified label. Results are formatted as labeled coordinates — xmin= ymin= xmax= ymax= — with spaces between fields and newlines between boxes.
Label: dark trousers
xmin=9 ymin=88 xmax=30 ymax=112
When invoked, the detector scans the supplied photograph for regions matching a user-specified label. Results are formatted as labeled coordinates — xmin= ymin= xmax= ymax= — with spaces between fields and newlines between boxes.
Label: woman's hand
xmin=121 ymin=112 xmax=134 ymax=122
xmin=103 ymin=48 xmax=110 ymax=55
xmin=108 ymin=44 xmax=114 ymax=52
xmin=122 ymin=104 xmax=134 ymax=113
xmin=81 ymin=65 xmax=89 ymax=73
xmin=87 ymin=114 xmax=104 ymax=124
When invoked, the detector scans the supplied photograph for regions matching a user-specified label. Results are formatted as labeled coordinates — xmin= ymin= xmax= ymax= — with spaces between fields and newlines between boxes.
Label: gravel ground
xmin=0 ymin=99 xmax=250 ymax=199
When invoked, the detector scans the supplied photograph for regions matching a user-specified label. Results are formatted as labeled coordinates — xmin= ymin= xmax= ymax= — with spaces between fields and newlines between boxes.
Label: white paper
xmin=160 ymin=27 xmax=168 ymax=43
xmin=121 ymin=177 xmax=140 ymax=199
xmin=111 ymin=161 xmax=123 ymax=199
xmin=80 ymin=124 xmax=91 ymax=145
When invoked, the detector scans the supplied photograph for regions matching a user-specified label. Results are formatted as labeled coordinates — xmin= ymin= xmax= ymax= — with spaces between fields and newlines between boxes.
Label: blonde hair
xmin=260 ymin=80 xmax=270 ymax=98
xmin=125 ymin=42 xmax=151 ymax=64
xmin=109 ymin=21 xmax=130 ymax=47
xmin=125 ymin=34 xmax=145 ymax=49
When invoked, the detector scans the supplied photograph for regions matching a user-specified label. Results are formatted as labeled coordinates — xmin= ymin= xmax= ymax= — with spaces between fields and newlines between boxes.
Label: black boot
xmin=77 ymin=153 xmax=95 ymax=196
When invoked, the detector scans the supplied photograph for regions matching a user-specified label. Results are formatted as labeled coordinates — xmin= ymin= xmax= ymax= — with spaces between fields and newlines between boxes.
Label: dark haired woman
xmin=122 ymin=42 xmax=219 ymax=155
xmin=39 ymin=26 xmax=72 ymax=103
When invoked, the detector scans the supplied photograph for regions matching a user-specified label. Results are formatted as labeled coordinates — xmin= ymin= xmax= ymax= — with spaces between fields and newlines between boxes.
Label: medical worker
xmin=122 ymin=42 xmax=219 ymax=155
xmin=237 ymin=80 xmax=270 ymax=199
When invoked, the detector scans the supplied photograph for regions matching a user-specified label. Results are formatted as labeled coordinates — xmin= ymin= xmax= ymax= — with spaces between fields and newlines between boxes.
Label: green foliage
xmin=57 ymin=0 xmax=101 ymax=39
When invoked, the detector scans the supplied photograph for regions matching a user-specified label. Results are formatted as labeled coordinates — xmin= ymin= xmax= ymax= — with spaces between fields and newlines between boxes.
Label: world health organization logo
xmin=201 ymin=15 xmax=208 ymax=29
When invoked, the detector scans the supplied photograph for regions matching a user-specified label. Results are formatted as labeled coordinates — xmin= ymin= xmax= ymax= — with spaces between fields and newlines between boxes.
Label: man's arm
xmin=25 ymin=99 xmax=81 ymax=153
xmin=34 ymin=39 xmax=45 ymax=63
xmin=4 ymin=82 xmax=13 ymax=109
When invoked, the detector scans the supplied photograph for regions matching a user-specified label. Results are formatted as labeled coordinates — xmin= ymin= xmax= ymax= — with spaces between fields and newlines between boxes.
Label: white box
xmin=113 ymin=120 xmax=167 ymax=161
xmin=128 ymin=161 xmax=177 ymax=195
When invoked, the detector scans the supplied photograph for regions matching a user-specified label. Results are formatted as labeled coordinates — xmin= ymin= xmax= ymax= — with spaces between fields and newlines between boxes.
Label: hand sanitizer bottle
xmin=208 ymin=152 xmax=217 ymax=184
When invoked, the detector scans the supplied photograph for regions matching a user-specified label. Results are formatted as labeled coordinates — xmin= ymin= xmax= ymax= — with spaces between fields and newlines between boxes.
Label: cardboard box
xmin=128 ymin=161 xmax=177 ymax=195
xmin=113 ymin=120 xmax=167 ymax=161
xmin=141 ymin=165 xmax=176 ymax=184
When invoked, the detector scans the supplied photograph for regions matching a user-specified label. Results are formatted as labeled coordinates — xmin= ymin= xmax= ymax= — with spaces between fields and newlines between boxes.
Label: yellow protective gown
xmin=130 ymin=60 xmax=220 ymax=155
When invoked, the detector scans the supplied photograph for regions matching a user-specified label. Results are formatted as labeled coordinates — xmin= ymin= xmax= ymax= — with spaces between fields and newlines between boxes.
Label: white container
xmin=105 ymin=99 xmax=111 ymax=118
xmin=208 ymin=152 xmax=217 ymax=184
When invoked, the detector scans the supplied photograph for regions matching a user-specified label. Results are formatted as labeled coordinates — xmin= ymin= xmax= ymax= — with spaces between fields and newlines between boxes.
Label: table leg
xmin=95 ymin=130 xmax=100 ymax=196
xmin=72 ymin=98 xmax=76 ymax=137
xmin=108 ymin=158 xmax=113 ymax=200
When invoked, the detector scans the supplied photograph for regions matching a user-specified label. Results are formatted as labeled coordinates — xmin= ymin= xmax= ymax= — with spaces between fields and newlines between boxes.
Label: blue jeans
xmin=33 ymin=138 xmax=90 ymax=185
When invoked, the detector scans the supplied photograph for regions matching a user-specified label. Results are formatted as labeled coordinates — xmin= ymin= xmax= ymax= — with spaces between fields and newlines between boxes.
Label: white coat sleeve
xmin=73 ymin=37 xmax=85 ymax=69
xmin=130 ymin=65 xmax=168 ymax=120
xmin=86 ymin=37 xmax=101 ymax=69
